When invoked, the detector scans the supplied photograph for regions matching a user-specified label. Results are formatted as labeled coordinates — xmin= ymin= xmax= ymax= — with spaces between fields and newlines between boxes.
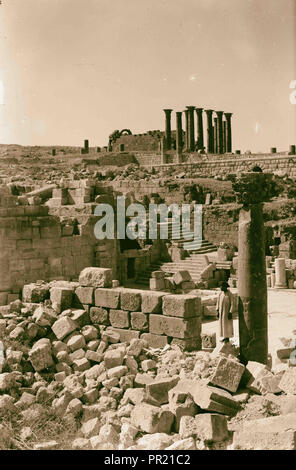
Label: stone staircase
xmin=136 ymin=253 xmax=210 ymax=286
xmin=160 ymin=220 xmax=217 ymax=254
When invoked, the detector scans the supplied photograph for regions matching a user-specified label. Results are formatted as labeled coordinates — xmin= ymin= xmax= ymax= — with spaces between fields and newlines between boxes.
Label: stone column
xmin=233 ymin=172 xmax=274 ymax=365
xmin=163 ymin=109 xmax=173 ymax=150
xmin=184 ymin=109 xmax=189 ymax=151
xmin=289 ymin=145 xmax=296 ymax=155
xmin=216 ymin=111 xmax=224 ymax=154
xmin=205 ymin=109 xmax=214 ymax=153
xmin=224 ymin=113 xmax=233 ymax=153
xmin=195 ymin=108 xmax=204 ymax=150
xmin=176 ymin=111 xmax=183 ymax=157
xmin=274 ymin=258 xmax=287 ymax=288
xmin=223 ymin=120 xmax=226 ymax=153
xmin=186 ymin=106 xmax=195 ymax=152
xmin=214 ymin=117 xmax=218 ymax=154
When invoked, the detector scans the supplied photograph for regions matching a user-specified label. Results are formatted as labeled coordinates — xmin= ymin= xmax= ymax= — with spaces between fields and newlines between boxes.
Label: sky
xmin=0 ymin=0 xmax=295 ymax=152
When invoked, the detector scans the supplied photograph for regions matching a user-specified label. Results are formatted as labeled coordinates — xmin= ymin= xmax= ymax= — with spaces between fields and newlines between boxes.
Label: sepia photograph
xmin=0 ymin=0 xmax=295 ymax=455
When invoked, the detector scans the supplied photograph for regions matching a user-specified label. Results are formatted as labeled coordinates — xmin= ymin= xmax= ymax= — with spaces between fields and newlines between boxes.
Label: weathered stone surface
xmin=70 ymin=309 xmax=89 ymax=328
xmin=75 ymin=286 xmax=94 ymax=305
xmin=140 ymin=333 xmax=169 ymax=349
xmin=104 ymin=349 xmax=124 ymax=369
xmin=145 ymin=376 xmax=180 ymax=406
xmin=278 ymin=368 xmax=296 ymax=394
xmin=109 ymin=309 xmax=130 ymax=329
xmin=141 ymin=292 xmax=164 ymax=314
xmin=106 ymin=327 xmax=140 ymax=343
xmin=233 ymin=413 xmax=296 ymax=450
xmin=170 ymin=337 xmax=201 ymax=352
xmin=131 ymin=312 xmax=148 ymax=331
xmin=162 ymin=294 xmax=201 ymax=318
xmin=0 ymin=373 xmax=16 ymax=392
xmin=170 ymin=380 xmax=240 ymax=416
xmin=94 ymin=288 xmax=120 ymax=309
xmin=166 ymin=437 xmax=196 ymax=450
xmin=50 ymin=287 xmax=73 ymax=313
xmin=172 ymin=270 xmax=192 ymax=286
xmin=32 ymin=306 xmax=57 ymax=327
xmin=81 ymin=417 xmax=100 ymax=438
xmin=210 ymin=357 xmax=245 ymax=393
xmin=79 ymin=267 xmax=112 ymax=288
xmin=89 ymin=307 xmax=109 ymax=325
xmin=120 ymin=290 xmax=142 ymax=312
xmin=179 ymin=414 xmax=228 ymax=442
xmin=67 ymin=334 xmax=86 ymax=352
xmin=168 ymin=388 xmax=198 ymax=432
xmin=22 ymin=283 xmax=49 ymax=303
xmin=81 ymin=325 xmax=98 ymax=341
xmin=149 ymin=314 xmax=201 ymax=339
xmin=201 ymin=332 xmax=216 ymax=349
xmin=52 ymin=317 xmax=78 ymax=340
xmin=29 ymin=339 xmax=54 ymax=371
xmin=131 ymin=403 xmax=174 ymax=434
xmin=137 ymin=433 xmax=173 ymax=450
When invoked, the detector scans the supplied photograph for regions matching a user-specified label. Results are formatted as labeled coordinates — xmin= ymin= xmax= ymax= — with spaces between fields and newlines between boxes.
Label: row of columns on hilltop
xmin=163 ymin=107 xmax=233 ymax=155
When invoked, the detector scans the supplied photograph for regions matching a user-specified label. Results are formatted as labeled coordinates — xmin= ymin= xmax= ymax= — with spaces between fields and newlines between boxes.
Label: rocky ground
xmin=1 ymin=291 xmax=296 ymax=451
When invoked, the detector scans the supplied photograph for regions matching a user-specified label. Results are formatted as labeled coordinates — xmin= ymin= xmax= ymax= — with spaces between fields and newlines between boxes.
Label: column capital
xmin=176 ymin=111 xmax=182 ymax=116
xmin=163 ymin=108 xmax=173 ymax=114
xmin=232 ymin=172 xmax=274 ymax=205
xmin=224 ymin=112 xmax=233 ymax=119
xmin=195 ymin=107 xmax=203 ymax=113
xmin=205 ymin=109 xmax=213 ymax=114
xmin=186 ymin=106 xmax=196 ymax=111
xmin=215 ymin=110 xmax=224 ymax=116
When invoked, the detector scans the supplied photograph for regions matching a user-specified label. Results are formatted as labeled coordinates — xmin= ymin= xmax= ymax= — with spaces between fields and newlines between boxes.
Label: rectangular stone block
xmin=109 ymin=309 xmax=130 ymax=329
xmin=170 ymin=337 xmax=201 ymax=352
xmin=106 ymin=327 xmax=140 ymax=344
xmin=140 ymin=333 xmax=169 ymax=349
xmin=52 ymin=317 xmax=78 ymax=340
xmin=202 ymin=305 xmax=218 ymax=317
xmin=22 ymin=283 xmax=50 ymax=303
xmin=89 ymin=307 xmax=109 ymax=325
xmin=149 ymin=314 xmax=201 ymax=339
xmin=50 ymin=286 xmax=73 ymax=313
xmin=94 ymin=288 xmax=120 ymax=309
xmin=278 ymin=369 xmax=296 ymax=394
xmin=79 ymin=267 xmax=112 ymax=288
xmin=75 ymin=286 xmax=94 ymax=305
xmin=120 ymin=289 xmax=142 ymax=311
xmin=201 ymin=332 xmax=216 ymax=349
xmin=210 ymin=357 xmax=245 ymax=393
xmin=131 ymin=312 xmax=148 ymax=331
xmin=141 ymin=291 xmax=164 ymax=314
xmin=162 ymin=294 xmax=201 ymax=318
xmin=172 ymin=270 xmax=192 ymax=286
xmin=149 ymin=278 xmax=165 ymax=291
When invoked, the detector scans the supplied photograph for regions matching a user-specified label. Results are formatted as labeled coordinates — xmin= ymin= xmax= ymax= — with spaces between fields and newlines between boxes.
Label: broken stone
xmin=79 ymin=267 xmax=112 ymax=288
xmin=210 ymin=356 xmax=245 ymax=393
xmin=131 ymin=403 xmax=174 ymax=434
xmin=52 ymin=317 xmax=78 ymax=340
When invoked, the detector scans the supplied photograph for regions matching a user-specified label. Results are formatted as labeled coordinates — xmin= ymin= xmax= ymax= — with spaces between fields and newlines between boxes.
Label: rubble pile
xmin=0 ymin=270 xmax=296 ymax=450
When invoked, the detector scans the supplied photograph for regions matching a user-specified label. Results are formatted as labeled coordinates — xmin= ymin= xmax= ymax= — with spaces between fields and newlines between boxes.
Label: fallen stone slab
xmin=79 ymin=267 xmax=112 ymax=288
xmin=209 ymin=356 xmax=245 ymax=393
xmin=22 ymin=283 xmax=50 ymax=303
xmin=131 ymin=403 xmax=174 ymax=434
xmin=172 ymin=271 xmax=192 ymax=286
xmin=52 ymin=317 xmax=78 ymax=340
xmin=278 ymin=368 xmax=296 ymax=394
xmin=233 ymin=413 xmax=296 ymax=450
xmin=179 ymin=414 xmax=228 ymax=442
xmin=29 ymin=338 xmax=54 ymax=372
xmin=145 ymin=376 xmax=180 ymax=406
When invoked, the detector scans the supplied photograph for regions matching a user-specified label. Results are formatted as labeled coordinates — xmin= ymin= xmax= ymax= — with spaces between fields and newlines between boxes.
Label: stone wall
xmin=135 ymin=154 xmax=296 ymax=178
xmin=74 ymin=271 xmax=202 ymax=351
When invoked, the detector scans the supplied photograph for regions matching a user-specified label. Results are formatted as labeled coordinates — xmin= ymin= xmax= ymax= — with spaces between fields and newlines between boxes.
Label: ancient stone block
xmin=29 ymin=339 xmax=54 ymax=372
xmin=170 ymin=337 xmax=201 ymax=352
xmin=179 ymin=414 xmax=228 ymax=442
xmin=75 ymin=286 xmax=94 ymax=305
xmin=150 ymin=278 xmax=165 ymax=291
xmin=149 ymin=314 xmax=201 ymax=339
xmin=22 ymin=283 xmax=49 ymax=303
xmin=67 ymin=334 xmax=86 ymax=352
xmin=162 ymin=294 xmax=201 ymax=318
xmin=141 ymin=291 xmax=164 ymax=314
xmin=130 ymin=312 xmax=148 ymax=331
xmin=89 ymin=306 xmax=109 ymax=325
xmin=94 ymin=288 xmax=120 ymax=309
xmin=210 ymin=357 xmax=245 ymax=393
xmin=50 ymin=287 xmax=73 ymax=313
xmin=201 ymin=332 xmax=216 ymax=349
xmin=79 ymin=267 xmax=112 ymax=288
xmin=131 ymin=404 xmax=174 ymax=434
xmin=106 ymin=327 xmax=140 ymax=343
xmin=145 ymin=376 xmax=180 ymax=406
xmin=172 ymin=270 xmax=192 ymax=286
xmin=140 ymin=333 xmax=169 ymax=349
xmin=278 ymin=368 xmax=296 ymax=394
xmin=70 ymin=309 xmax=89 ymax=328
xmin=52 ymin=317 xmax=78 ymax=340
xmin=109 ymin=309 xmax=130 ymax=328
xmin=120 ymin=290 xmax=141 ymax=311
xmin=104 ymin=349 xmax=124 ymax=369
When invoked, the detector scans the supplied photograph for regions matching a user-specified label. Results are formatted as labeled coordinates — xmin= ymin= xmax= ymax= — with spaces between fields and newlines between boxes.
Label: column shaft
xmin=224 ymin=113 xmax=233 ymax=153
xmin=176 ymin=112 xmax=183 ymax=156
xmin=195 ymin=108 xmax=204 ymax=150
xmin=163 ymin=109 xmax=173 ymax=150
xmin=214 ymin=118 xmax=218 ymax=154
xmin=186 ymin=106 xmax=195 ymax=151
xmin=216 ymin=111 xmax=224 ymax=154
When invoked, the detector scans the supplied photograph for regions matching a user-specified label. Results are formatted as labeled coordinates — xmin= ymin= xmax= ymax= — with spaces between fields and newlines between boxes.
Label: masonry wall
xmin=73 ymin=284 xmax=202 ymax=351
